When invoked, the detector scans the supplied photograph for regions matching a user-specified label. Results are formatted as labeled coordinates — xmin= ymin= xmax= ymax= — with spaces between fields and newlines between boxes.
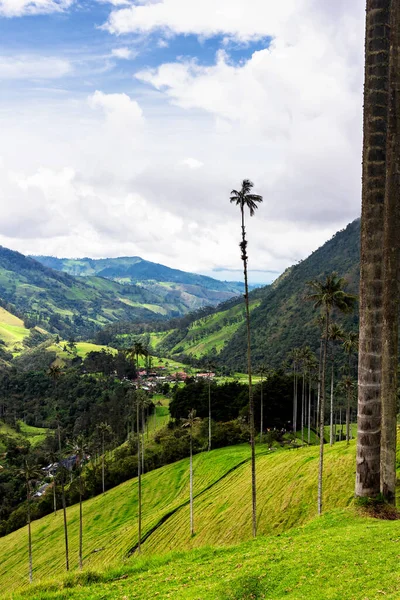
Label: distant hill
xmin=141 ymin=220 xmax=361 ymax=369
xmin=0 ymin=248 xmax=243 ymax=339
xmin=33 ymin=255 xmax=245 ymax=292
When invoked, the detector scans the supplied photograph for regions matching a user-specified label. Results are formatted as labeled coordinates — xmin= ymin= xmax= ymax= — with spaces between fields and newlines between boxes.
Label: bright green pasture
xmin=0 ymin=421 xmax=48 ymax=452
xmin=0 ymin=445 xmax=254 ymax=595
xmin=0 ymin=307 xmax=29 ymax=352
xmin=0 ymin=441 xmax=361 ymax=597
xmin=12 ymin=510 xmax=400 ymax=600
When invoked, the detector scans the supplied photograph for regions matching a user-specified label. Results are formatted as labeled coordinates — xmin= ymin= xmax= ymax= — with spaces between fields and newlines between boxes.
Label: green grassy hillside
xmin=0 ymin=307 xmax=29 ymax=354
xmin=0 ymin=421 xmax=48 ymax=453
xmin=13 ymin=509 xmax=400 ymax=600
xmin=142 ymin=298 xmax=261 ymax=360
xmin=0 ymin=440 xmax=362 ymax=596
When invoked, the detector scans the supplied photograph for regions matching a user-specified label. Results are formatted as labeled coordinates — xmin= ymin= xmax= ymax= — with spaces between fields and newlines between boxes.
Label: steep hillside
xmin=0 ymin=307 xmax=29 ymax=354
xmin=0 ymin=441 xmax=358 ymax=596
xmin=33 ymin=255 xmax=244 ymax=313
xmin=14 ymin=510 xmax=400 ymax=600
xmin=142 ymin=296 xmax=263 ymax=360
xmin=219 ymin=219 xmax=360 ymax=369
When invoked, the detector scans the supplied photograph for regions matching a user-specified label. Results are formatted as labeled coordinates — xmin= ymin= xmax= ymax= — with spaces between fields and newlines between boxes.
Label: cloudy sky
xmin=0 ymin=0 xmax=365 ymax=283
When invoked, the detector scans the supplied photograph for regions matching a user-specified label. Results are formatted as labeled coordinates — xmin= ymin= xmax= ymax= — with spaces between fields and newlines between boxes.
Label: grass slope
xmin=12 ymin=510 xmax=400 ymax=600
xmin=146 ymin=299 xmax=261 ymax=360
xmin=0 ymin=307 xmax=29 ymax=353
xmin=0 ymin=441 xmax=361 ymax=596
xmin=0 ymin=421 xmax=48 ymax=453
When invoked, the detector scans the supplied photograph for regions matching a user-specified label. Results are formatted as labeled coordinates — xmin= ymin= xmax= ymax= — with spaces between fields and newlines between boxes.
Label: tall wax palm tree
xmin=258 ymin=365 xmax=269 ymax=443
xmin=342 ymin=331 xmax=358 ymax=376
xmin=95 ymin=422 xmax=112 ymax=494
xmin=182 ymin=409 xmax=200 ymax=537
xmin=48 ymin=365 xmax=70 ymax=573
xmin=206 ymin=363 xmax=216 ymax=452
xmin=338 ymin=376 xmax=356 ymax=444
xmin=307 ymin=274 xmax=356 ymax=515
xmin=288 ymin=348 xmax=301 ymax=436
xmin=57 ymin=427 xmax=69 ymax=572
xmin=132 ymin=389 xmax=147 ymax=553
xmin=381 ymin=0 xmax=400 ymax=504
xmin=126 ymin=341 xmax=148 ymax=374
xmin=20 ymin=457 xmax=40 ymax=584
xmin=315 ymin=315 xmax=326 ymax=434
xmin=230 ymin=179 xmax=262 ymax=538
xmin=45 ymin=443 xmax=59 ymax=515
xmin=328 ymin=324 xmax=344 ymax=446
xmin=304 ymin=354 xmax=318 ymax=445
xmin=356 ymin=0 xmax=391 ymax=499
xmin=69 ymin=436 xmax=88 ymax=570
xmin=298 ymin=347 xmax=313 ymax=444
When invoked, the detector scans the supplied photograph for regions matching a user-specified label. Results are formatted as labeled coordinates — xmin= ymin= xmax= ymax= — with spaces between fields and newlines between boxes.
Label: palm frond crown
xmin=230 ymin=179 xmax=263 ymax=216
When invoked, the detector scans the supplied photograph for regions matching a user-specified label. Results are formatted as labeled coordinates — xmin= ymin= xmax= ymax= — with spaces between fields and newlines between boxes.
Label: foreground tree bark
xmin=381 ymin=0 xmax=400 ymax=504
xmin=356 ymin=0 xmax=391 ymax=499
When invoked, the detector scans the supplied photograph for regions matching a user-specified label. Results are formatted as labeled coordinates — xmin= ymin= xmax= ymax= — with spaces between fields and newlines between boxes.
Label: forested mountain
xmin=142 ymin=219 xmax=361 ymax=369
xmin=0 ymin=247 xmax=242 ymax=338
xmin=220 ymin=219 xmax=360 ymax=369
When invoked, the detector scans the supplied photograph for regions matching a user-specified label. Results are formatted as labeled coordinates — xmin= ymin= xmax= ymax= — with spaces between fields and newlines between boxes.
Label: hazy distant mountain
xmin=0 ymin=249 xmax=243 ymax=338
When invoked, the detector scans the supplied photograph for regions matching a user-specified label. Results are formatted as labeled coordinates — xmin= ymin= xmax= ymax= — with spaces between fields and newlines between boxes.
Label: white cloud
xmin=180 ymin=158 xmax=203 ymax=169
xmin=0 ymin=1 xmax=366 ymax=281
xmin=0 ymin=0 xmax=74 ymax=17
xmin=105 ymin=0 xmax=299 ymax=39
xmin=0 ymin=56 xmax=72 ymax=79
xmin=111 ymin=47 xmax=134 ymax=60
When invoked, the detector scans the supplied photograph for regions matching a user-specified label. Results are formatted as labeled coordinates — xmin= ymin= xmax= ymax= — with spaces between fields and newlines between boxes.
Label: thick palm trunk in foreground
xmin=356 ymin=0 xmax=390 ymax=498
xmin=381 ymin=0 xmax=400 ymax=504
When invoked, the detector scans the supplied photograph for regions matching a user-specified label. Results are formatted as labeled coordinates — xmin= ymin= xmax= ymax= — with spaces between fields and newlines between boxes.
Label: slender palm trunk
xmin=330 ymin=362 xmax=334 ymax=446
xmin=137 ymin=400 xmax=142 ymax=553
xmin=346 ymin=388 xmax=351 ymax=445
xmin=293 ymin=364 xmax=297 ymax=433
xmin=260 ymin=376 xmax=264 ymax=443
xmin=316 ymin=339 xmax=323 ymax=434
xmin=141 ymin=404 xmax=145 ymax=474
xmin=53 ymin=476 xmax=57 ymax=515
xmin=308 ymin=376 xmax=311 ymax=444
xmin=381 ymin=0 xmax=400 ymax=504
xmin=208 ymin=376 xmax=212 ymax=452
xmin=190 ymin=428 xmax=194 ymax=536
xmin=356 ymin=0 xmax=390 ymax=499
xmin=101 ymin=435 xmax=105 ymax=494
xmin=58 ymin=425 xmax=69 ymax=571
xmin=79 ymin=472 xmax=83 ymax=570
xmin=27 ymin=483 xmax=33 ymax=584
xmin=318 ymin=309 xmax=330 ymax=515
xmin=301 ymin=373 xmax=305 ymax=443
xmin=240 ymin=206 xmax=256 ymax=538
